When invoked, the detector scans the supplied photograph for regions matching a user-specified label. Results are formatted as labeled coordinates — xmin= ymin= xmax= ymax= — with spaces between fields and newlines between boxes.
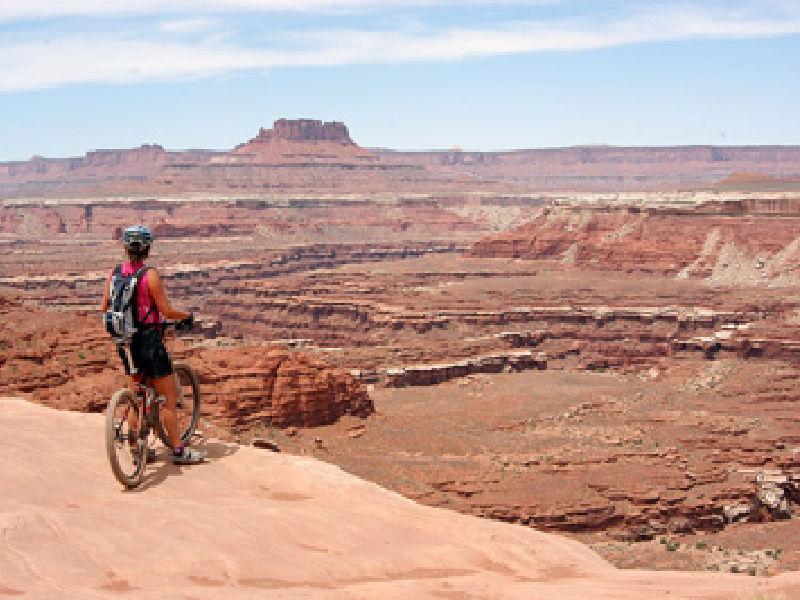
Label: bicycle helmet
xmin=122 ymin=224 xmax=153 ymax=251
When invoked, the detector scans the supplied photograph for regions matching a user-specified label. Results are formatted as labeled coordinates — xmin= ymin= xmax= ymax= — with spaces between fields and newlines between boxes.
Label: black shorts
xmin=131 ymin=328 xmax=173 ymax=379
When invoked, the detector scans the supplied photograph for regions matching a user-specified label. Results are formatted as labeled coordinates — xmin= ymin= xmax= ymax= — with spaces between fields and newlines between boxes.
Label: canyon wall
xmin=470 ymin=199 xmax=800 ymax=285
xmin=0 ymin=195 xmax=512 ymax=240
xmin=379 ymin=146 xmax=800 ymax=191
xmin=0 ymin=299 xmax=372 ymax=429
xmin=2 ymin=119 xmax=800 ymax=197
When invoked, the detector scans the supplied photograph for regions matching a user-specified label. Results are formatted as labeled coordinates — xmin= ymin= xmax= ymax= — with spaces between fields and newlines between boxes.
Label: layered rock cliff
xmin=237 ymin=118 xmax=354 ymax=146
xmin=470 ymin=199 xmax=800 ymax=284
xmin=0 ymin=300 xmax=373 ymax=429
xmin=2 ymin=119 xmax=800 ymax=197
xmin=380 ymin=145 xmax=800 ymax=191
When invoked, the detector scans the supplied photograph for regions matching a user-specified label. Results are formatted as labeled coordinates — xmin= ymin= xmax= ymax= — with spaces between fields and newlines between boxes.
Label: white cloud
xmin=0 ymin=4 xmax=798 ymax=91
xmin=158 ymin=17 xmax=220 ymax=34
xmin=0 ymin=37 xmax=269 ymax=91
xmin=0 ymin=0 xmax=559 ymax=21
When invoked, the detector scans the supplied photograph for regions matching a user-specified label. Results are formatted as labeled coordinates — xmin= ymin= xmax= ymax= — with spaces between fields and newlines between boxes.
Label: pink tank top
xmin=119 ymin=260 xmax=161 ymax=325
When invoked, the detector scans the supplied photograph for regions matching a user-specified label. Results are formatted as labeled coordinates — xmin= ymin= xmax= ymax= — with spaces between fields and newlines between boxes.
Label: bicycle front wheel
xmin=155 ymin=362 xmax=201 ymax=448
xmin=106 ymin=389 xmax=147 ymax=489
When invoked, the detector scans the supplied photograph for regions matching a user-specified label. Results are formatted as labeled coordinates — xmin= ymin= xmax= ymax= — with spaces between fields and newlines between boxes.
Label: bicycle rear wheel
xmin=106 ymin=389 xmax=147 ymax=489
xmin=155 ymin=362 xmax=201 ymax=448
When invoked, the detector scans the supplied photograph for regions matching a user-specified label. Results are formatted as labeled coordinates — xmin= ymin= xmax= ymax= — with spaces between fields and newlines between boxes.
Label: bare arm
xmin=100 ymin=275 xmax=110 ymax=312
xmin=146 ymin=269 xmax=190 ymax=321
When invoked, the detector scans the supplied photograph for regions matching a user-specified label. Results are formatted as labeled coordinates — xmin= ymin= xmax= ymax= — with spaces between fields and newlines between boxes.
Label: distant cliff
xmin=1 ymin=119 xmax=800 ymax=198
xmin=376 ymin=145 xmax=800 ymax=191
xmin=236 ymin=118 xmax=354 ymax=148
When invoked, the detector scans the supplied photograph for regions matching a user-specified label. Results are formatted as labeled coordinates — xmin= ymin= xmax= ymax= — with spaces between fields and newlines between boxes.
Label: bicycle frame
xmin=107 ymin=321 xmax=200 ymax=488
xmin=124 ymin=375 xmax=162 ymax=442
xmin=116 ymin=335 xmax=166 ymax=438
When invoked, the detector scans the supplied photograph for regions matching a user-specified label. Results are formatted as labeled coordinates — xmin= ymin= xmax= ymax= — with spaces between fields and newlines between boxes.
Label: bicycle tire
xmin=154 ymin=362 xmax=201 ymax=449
xmin=106 ymin=389 xmax=147 ymax=489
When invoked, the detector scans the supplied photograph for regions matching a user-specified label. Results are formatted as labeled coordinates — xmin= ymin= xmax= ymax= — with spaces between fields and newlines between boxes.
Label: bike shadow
xmin=127 ymin=440 xmax=239 ymax=493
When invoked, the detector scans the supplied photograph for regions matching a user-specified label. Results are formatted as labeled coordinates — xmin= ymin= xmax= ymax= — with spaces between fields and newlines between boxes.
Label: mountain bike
xmin=105 ymin=322 xmax=201 ymax=489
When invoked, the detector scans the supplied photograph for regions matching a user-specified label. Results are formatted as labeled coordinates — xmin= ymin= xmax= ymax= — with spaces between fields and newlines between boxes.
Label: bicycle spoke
xmin=107 ymin=391 xmax=146 ymax=487
xmin=174 ymin=367 xmax=199 ymax=442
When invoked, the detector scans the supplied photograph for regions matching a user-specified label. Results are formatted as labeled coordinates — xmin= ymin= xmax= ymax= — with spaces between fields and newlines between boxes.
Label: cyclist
xmin=101 ymin=224 xmax=206 ymax=465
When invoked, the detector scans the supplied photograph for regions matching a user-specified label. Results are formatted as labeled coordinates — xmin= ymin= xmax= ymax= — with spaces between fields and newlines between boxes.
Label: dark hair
xmin=126 ymin=247 xmax=150 ymax=263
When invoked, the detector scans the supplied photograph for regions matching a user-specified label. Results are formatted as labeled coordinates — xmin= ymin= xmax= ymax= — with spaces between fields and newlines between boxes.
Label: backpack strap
xmin=108 ymin=264 xmax=127 ymax=313
xmin=109 ymin=264 xmax=121 ymax=294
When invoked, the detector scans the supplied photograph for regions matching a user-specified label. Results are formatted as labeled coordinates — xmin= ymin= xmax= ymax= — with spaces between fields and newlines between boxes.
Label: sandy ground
xmin=2 ymin=397 xmax=800 ymax=600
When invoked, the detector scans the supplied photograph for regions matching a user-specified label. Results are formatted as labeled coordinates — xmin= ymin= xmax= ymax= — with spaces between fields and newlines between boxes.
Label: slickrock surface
xmin=3 ymin=397 xmax=800 ymax=600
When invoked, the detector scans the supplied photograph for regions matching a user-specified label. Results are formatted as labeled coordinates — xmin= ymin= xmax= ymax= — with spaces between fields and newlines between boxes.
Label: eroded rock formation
xmin=0 ymin=302 xmax=372 ymax=429
xmin=237 ymin=118 xmax=354 ymax=146
xmin=471 ymin=199 xmax=800 ymax=285
xmin=198 ymin=346 xmax=373 ymax=429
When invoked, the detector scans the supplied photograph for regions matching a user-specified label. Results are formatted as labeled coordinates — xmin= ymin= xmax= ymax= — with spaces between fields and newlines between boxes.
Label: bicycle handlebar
xmin=163 ymin=319 xmax=194 ymax=334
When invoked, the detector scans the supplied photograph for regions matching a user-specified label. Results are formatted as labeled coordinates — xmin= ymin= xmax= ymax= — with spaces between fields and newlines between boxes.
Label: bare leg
xmin=154 ymin=373 xmax=182 ymax=449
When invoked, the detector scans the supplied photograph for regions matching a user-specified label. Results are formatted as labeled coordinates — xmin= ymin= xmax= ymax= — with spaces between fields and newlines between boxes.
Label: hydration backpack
xmin=104 ymin=265 xmax=152 ymax=343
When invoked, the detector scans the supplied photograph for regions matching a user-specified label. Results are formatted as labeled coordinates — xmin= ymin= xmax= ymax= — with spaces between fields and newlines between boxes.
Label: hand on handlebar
xmin=175 ymin=313 xmax=195 ymax=332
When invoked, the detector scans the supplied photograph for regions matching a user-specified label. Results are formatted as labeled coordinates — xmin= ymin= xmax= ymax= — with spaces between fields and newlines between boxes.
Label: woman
xmin=101 ymin=224 xmax=205 ymax=465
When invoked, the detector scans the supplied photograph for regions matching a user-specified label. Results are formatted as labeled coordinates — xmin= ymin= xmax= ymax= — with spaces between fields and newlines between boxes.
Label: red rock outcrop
xmin=197 ymin=346 xmax=373 ymax=429
xmin=0 ymin=194 xmax=493 ymax=240
xmin=238 ymin=118 xmax=354 ymax=146
xmin=470 ymin=200 xmax=800 ymax=283
xmin=0 ymin=302 xmax=372 ymax=429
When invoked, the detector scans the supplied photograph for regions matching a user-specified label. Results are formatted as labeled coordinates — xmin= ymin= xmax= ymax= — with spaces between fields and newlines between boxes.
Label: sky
xmin=0 ymin=0 xmax=799 ymax=160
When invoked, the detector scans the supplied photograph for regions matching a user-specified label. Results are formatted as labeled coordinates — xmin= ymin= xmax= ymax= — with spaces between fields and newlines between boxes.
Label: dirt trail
xmin=1 ymin=397 xmax=799 ymax=599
